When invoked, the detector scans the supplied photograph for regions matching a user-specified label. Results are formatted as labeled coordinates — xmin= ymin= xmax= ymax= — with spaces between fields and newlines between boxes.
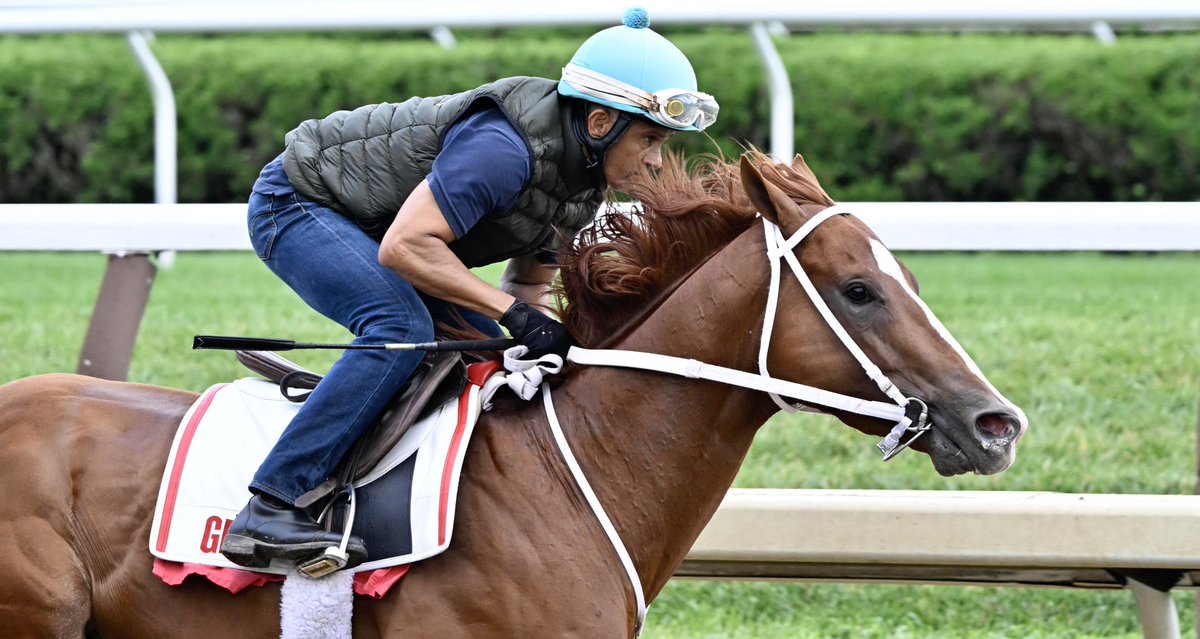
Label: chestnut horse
xmin=0 ymin=153 xmax=1026 ymax=637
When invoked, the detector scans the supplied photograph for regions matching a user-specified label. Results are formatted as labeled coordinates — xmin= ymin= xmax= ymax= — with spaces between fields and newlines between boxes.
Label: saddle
xmin=234 ymin=349 xmax=468 ymax=507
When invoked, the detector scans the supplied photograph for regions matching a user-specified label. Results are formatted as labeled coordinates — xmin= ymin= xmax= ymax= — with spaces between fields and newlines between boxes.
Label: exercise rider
xmin=220 ymin=8 xmax=719 ymax=573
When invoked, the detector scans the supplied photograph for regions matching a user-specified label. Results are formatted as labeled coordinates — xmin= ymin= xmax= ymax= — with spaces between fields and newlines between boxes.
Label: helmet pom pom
xmin=622 ymin=7 xmax=650 ymax=29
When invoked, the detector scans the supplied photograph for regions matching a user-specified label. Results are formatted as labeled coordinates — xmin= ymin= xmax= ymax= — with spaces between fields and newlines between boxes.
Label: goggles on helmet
xmin=561 ymin=64 xmax=719 ymax=132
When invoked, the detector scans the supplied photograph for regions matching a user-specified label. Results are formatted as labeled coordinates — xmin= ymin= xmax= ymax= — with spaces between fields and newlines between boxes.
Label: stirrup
xmin=299 ymin=484 xmax=360 ymax=579
xmin=298 ymin=546 xmax=349 ymax=578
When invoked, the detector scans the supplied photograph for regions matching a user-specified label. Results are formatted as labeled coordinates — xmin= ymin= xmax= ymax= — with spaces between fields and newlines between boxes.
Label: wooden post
xmin=76 ymin=253 xmax=157 ymax=381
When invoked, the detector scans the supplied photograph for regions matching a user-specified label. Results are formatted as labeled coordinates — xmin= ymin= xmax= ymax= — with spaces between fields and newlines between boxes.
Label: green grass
xmin=2 ymin=251 xmax=1198 ymax=637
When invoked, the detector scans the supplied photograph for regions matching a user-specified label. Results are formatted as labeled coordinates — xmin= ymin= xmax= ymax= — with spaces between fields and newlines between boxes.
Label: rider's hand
xmin=499 ymin=300 xmax=574 ymax=359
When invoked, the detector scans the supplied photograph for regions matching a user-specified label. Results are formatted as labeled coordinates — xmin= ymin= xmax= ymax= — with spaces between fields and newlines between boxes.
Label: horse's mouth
xmin=925 ymin=430 xmax=976 ymax=476
xmin=924 ymin=408 xmax=1022 ymax=477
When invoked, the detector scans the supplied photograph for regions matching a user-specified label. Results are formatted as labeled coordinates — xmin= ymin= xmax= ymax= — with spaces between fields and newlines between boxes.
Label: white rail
xmin=5 ymin=0 xmax=1199 ymax=186
xmin=687 ymin=489 xmax=1200 ymax=572
xmin=3 ymin=202 xmax=1198 ymax=253
xmin=4 ymin=1 xmax=1200 ymax=33
xmin=125 ymin=30 xmax=176 ymax=205
xmin=681 ymin=489 xmax=1200 ymax=639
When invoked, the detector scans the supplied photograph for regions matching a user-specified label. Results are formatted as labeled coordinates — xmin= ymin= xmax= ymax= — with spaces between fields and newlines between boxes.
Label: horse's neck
xmin=553 ymin=228 xmax=778 ymax=599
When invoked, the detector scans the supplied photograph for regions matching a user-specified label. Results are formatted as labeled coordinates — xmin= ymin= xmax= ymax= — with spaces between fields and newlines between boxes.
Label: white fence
xmin=682 ymin=489 xmax=1200 ymax=639
xmin=4 ymin=202 xmax=1199 ymax=253
xmin=6 ymin=0 xmax=1200 ymax=32
xmin=5 ymin=0 xmax=1200 ymax=200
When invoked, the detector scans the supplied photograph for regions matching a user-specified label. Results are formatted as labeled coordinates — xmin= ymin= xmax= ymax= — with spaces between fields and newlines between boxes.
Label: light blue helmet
xmin=558 ymin=8 xmax=718 ymax=133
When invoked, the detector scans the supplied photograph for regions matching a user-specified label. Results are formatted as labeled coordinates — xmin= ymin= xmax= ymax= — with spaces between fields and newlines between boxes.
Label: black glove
xmin=499 ymin=300 xmax=574 ymax=360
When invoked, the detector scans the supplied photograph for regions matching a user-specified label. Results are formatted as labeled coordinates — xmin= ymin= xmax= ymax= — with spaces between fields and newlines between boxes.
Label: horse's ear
xmin=738 ymin=156 xmax=774 ymax=222
xmin=739 ymin=155 xmax=804 ymax=228
xmin=896 ymin=255 xmax=921 ymax=294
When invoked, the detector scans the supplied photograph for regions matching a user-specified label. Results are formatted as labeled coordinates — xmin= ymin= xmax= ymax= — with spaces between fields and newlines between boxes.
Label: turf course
xmin=1 ymin=250 xmax=1197 ymax=637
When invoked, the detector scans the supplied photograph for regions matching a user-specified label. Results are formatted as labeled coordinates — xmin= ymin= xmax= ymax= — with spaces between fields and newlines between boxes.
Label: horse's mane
xmin=556 ymin=149 xmax=835 ymax=346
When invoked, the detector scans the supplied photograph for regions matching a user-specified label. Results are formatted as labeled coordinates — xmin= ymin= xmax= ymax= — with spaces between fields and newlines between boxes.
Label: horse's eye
xmin=845 ymin=282 xmax=872 ymax=304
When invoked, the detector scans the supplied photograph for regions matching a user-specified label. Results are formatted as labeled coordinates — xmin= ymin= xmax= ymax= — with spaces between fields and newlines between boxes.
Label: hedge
xmin=0 ymin=31 xmax=1197 ymax=203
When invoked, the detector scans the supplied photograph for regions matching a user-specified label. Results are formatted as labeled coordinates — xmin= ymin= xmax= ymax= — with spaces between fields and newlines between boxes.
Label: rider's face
xmin=587 ymin=109 xmax=674 ymax=193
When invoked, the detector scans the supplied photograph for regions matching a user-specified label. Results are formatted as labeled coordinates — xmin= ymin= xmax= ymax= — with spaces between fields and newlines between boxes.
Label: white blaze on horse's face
xmin=867 ymin=238 xmax=1029 ymax=475
xmin=738 ymin=154 xmax=1026 ymax=477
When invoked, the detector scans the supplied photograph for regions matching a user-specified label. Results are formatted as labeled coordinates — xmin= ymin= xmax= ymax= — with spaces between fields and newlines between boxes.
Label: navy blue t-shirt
xmin=428 ymin=108 xmax=531 ymax=238
xmin=251 ymin=107 xmax=531 ymax=241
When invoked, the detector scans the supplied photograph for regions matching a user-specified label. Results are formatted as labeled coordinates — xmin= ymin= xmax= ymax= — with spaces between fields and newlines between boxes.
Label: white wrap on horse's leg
xmin=279 ymin=570 xmax=354 ymax=639
xmin=502 ymin=346 xmax=564 ymax=400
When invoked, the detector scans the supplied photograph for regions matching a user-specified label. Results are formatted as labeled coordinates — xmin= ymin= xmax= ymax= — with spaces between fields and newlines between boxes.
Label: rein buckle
xmin=879 ymin=398 xmax=931 ymax=461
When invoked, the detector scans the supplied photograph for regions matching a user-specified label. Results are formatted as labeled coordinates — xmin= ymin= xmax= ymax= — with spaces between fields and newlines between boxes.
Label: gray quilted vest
xmin=281 ymin=77 xmax=603 ymax=267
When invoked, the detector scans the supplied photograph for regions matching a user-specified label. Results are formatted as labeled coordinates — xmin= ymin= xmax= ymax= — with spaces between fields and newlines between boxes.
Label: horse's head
xmin=740 ymin=155 xmax=1028 ymax=476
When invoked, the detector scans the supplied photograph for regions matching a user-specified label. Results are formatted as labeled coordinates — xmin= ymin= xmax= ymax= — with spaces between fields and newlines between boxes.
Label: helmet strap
xmin=571 ymin=101 xmax=634 ymax=178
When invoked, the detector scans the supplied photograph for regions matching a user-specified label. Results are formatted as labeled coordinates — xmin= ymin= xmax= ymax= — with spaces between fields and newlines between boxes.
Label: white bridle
xmin=563 ymin=205 xmax=930 ymax=460
xmin=757 ymin=205 xmax=930 ymax=458
xmin=495 ymin=204 xmax=934 ymax=635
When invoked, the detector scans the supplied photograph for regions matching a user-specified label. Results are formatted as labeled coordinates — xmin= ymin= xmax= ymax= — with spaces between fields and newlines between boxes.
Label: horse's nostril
xmin=976 ymin=412 xmax=1016 ymax=439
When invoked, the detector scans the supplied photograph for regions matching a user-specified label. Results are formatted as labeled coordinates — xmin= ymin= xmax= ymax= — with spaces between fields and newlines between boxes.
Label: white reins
xmin=494 ymin=353 xmax=648 ymax=634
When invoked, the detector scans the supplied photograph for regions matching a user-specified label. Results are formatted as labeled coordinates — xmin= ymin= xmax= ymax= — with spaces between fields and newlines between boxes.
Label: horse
xmin=0 ymin=151 xmax=1026 ymax=637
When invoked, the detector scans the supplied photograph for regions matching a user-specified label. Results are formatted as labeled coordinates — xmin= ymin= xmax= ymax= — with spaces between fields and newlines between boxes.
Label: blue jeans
xmin=246 ymin=190 xmax=501 ymax=503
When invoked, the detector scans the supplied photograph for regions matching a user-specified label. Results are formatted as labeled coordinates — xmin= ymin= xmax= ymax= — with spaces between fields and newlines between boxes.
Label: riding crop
xmin=192 ymin=335 xmax=516 ymax=352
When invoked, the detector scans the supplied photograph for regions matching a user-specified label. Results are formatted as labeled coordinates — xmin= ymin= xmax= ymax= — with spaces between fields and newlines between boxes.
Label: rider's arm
xmin=378 ymin=107 xmax=532 ymax=320
xmin=500 ymin=254 xmax=559 ymax=315
xmin=379 ymin=180 xmax=515 ymax=319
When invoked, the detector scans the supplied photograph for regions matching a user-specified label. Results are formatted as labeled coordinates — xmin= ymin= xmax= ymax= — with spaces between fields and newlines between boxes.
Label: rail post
xmin=76 ymin=31 xmax=176 ymax=380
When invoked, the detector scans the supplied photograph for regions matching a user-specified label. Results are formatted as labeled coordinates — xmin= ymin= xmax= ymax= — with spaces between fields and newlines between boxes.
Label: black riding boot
xmin=220 ymin=493 xmax=367 ymax=570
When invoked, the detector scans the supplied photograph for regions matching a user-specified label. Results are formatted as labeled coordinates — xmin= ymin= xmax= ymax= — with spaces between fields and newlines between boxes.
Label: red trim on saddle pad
xmin=439 ymin=388 xmax=472 ymax=545
xmin=156 ymin=384 xmax=227 ymax=553
xmin=467 ymin=360 xmax=503 ymax=386
xmin=152 ymin=560 xmax=411 ymax=599
xmin=439 ymin=361 xmax=500 ymax=545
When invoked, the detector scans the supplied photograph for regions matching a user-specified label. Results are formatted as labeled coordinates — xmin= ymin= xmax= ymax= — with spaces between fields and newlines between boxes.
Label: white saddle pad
xmin=149 ymin=367 xmax=493 ymax=574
